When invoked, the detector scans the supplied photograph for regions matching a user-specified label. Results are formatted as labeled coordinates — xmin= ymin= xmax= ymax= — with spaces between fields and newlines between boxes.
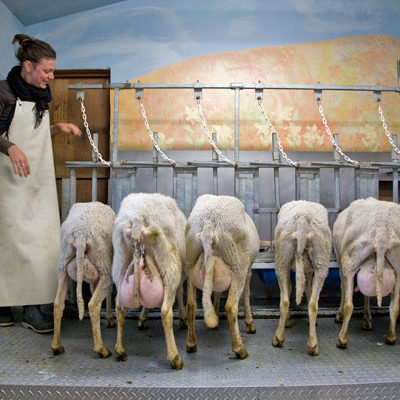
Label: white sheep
xmin=333 ymin=197 xmax=400 ymax=349
xmin=272 ymin=200 xmax=331 ymax=355
xmin=185 ymin=194 xmax=259 ymax=359
xmin=112 ymin=192 xmax=186 ymax=370
xmin=51 ymin=201 xmax=116 ymax=358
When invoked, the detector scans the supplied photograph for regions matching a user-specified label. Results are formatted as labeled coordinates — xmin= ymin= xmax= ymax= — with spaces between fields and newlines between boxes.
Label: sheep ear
xmin=70 ymin=239 xmax=77 ymax=248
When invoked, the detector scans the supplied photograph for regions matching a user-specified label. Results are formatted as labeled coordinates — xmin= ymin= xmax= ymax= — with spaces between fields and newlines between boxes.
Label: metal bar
xmin=392 ymin=134 xmax=399 ymax=203
xmin=112 ymin=88 xmax=119 ymax=164
xmin=61 ymin=178 xmax=70 ymax=222
xmin=130 ymin=168 xmax=137 ymax=193
xmin=272 ymin=132 xmax=280 ymax=161
xmin=153 ymin=132 xmax=159 ymax=192
xmin=234 ymin=87 xmax=240 ymax=162
xmin=91 ymin=133 xmax=98 ymax=201
xmin=212 ymin=132 xmax=218 ymax=195
xmin=68 ymin=82 xmax=400 ymax=93
xmin=393 ymin=169 xmax=399 ymax=203
xmin=70 ymin=168 xmax=77 ymax=206
xmin=398 ymin=59 xmax=400 ymax=87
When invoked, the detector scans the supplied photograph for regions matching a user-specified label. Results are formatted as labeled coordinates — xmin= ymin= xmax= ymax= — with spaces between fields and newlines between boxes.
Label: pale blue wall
xmin=18 ymin=0 xmax=400 ymax=83
xmin=0 ymin=0 xmax=23 ymax=79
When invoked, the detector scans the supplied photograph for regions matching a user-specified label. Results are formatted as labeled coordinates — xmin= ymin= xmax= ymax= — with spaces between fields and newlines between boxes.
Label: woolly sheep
xmin=112 ymin=193 xmax=186 ymax=370
xmin=333 ymin=198 xmax=400 ymax=349
xmin=51 ymin=201 xmax=116 ymax=358
xmin=185 ymin=194 xmax=259 ymax=359
xmin=272 ymin=200 xmax=331 ymax=355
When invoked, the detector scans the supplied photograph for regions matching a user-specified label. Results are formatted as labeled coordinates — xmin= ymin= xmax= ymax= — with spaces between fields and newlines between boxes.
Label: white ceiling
xmin=3 ymin=0 xmax=127 ymax=25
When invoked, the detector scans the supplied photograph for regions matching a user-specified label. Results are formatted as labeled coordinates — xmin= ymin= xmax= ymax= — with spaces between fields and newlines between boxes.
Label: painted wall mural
xmin=112 ymin=34 xmax=400 ymax=152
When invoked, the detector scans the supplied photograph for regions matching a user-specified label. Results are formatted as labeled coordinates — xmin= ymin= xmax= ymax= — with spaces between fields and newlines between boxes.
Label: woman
xmin=0 ymin=34 xmax=82 ymax=333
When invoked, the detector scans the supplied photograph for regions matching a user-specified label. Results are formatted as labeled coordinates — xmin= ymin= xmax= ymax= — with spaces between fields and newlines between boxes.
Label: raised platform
xmin=1 ymin=307 xmax=399 ymax=399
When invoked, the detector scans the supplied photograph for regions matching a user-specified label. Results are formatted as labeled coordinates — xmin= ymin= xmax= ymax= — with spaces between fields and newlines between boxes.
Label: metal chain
xmin=257 ymin=99 xmax=299 ymax=167
xmin=138 ymin=99 xmax=176 ymax=166
xmin=78 ymin=98 xmax=112 ymax=167
xmin=196 ymin=98 xmax=236 ymax=166
xmin=317 ymin=100 xmax=360 ymax=166
xmin=378 ymin=103 xmax=400 ymax=155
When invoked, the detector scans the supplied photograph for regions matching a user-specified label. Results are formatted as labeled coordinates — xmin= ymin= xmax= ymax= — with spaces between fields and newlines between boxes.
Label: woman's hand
xmin=7 ymin=144 xmax=30 ymax=177
xmin=50 ymin=122 xmax=82 ymax=137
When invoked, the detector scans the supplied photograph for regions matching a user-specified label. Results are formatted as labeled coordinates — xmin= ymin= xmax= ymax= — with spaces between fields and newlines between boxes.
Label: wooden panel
xmin=49 ymin=70 xmax=110 ymax=179
xmin=49 ymin=69 xmax=111 ymax=207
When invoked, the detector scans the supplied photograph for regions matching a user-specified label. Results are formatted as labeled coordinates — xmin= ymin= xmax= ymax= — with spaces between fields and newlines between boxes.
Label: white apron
xmin=0 ymin=99 xmax=60 ymax=306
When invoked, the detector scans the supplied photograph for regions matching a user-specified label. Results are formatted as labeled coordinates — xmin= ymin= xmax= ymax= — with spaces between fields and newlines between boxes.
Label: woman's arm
xmin=50 ymin=122 xmax=82 ymax=137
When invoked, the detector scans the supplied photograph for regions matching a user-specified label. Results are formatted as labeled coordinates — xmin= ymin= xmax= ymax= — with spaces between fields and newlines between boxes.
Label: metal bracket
xmin=76 ymin=89 xmax=84 ymax=101
xmin=255 ymin=87 xmax=263 ymax=100
xmin=314 ymin=89 xmax=322 ymax=102
xmin=373 ymin=90 xmax=382 ymax=102
xmin=194 ymin=86 xmax=202 ymax=100
xmin=135 ymin=88 xmax=144 ymax=100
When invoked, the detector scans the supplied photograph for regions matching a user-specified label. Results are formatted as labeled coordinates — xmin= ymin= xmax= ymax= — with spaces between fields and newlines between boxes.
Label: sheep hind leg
xmin=161 ymin=289 xmax=183 ymax=370
xmin=226 ymin=278 xmax=248 ymax=359
xmin=335 ymin=263 xmax=344 ymax=323
xmin=105 ymin=287 xmax=115 ymax=328
xmin=273 ymin=270 xmax=290 ymax=348
xmin=114 ymin=301 xmax=127 ymax=361
xmin=385 ymin=278 xmax=400 ymax=345
xmin=336 ymin=272 xmax=355 ymax=349
xmin=51 ymin=270 xmax=69 ymax=355
xmin=186 ymin=280 xmax=197 ymax=353
xmin=88 ymin=276 xmax=111 ymax=358
xmin=306 ymin=270 xmax=325 ymax=356
xmin=177 ymin=282 xmax=187 ymax=329
xmin=243 ymin=268 xmax=256 ymax=334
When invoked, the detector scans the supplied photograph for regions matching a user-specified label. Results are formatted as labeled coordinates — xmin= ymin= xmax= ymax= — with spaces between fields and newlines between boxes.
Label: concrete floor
xmin=1 ymin=305 xmax=400 ymax=399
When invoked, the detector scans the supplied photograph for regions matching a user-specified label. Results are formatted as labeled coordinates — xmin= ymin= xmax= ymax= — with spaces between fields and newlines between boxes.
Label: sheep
xmin=112 ymin=192 xmax=186 ymax=370
xmin=333 ymin=197 xmax=400 ymax=349
xmin=185 ymin=194 xmax=259 ymax=359
xmin=51 ymin=201 xmax=116 ymax=358
xmin=272 ymin=200 xmax=331 ymax=356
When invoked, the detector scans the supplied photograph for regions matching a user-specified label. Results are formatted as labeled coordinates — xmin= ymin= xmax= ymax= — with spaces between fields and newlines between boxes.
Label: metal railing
xmin=64 ymin=79 xmax=400 ymax=269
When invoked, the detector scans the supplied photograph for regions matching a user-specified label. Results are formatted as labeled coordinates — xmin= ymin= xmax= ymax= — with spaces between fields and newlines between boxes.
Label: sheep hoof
xmin=234 ymin=347 xmax=248 ymax=360
xmin=52 ymin=346 xmax=65 ymax=355
xmin=336 ymin=338 xmax=347 ymax=349
xmin=106 ymin=318 xmax=116 ymax=328
xmin=385 ymin=336 xmax=396 ymax=345
xmin=245 ymin=322 xmax=256 ymax=334
xmin=95 ymin=346 xmax=111 ymax=358
xmin=179 ymin=318 xmax=188 ymax=330
xmin=307 ymin=343 xmax=319 ymax=356
xmin=170 ymin=355 xmax=184 ymax=370
xmin=115 ymin=351 xmax=128 ymax=362
xmin=272 ymin=336 xmax=284 ymax=347
xmin=138 ymin=319 xmax=149 ymax=330
xmin=362 ymin=320 xmax=372 ymax=331
xmin=186 ymin=344 xmax=197 ymax=353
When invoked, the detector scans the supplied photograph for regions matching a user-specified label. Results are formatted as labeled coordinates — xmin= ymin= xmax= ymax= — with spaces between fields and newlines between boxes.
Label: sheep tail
xmin=294 ymin=215 xmax=308 ymax=305
xmin=200 ymin=221 xmax=218 ymax=329
xmin=75 ymin=234 xmax=86 ymax=320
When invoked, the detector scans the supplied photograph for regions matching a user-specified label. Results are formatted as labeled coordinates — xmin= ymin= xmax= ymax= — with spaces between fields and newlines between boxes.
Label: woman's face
xmin=22 ymin=58 xmax=56 ymax=89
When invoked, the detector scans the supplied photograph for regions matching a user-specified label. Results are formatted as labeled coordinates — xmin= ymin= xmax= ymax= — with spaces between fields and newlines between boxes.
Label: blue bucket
xmin=256 ymin=268 xmax=341 ymax=285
